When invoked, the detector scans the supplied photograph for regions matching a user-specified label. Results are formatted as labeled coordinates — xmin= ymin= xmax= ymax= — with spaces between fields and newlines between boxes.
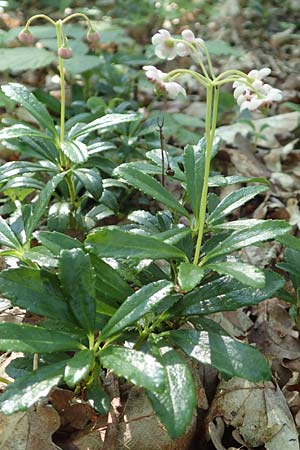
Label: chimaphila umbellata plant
xmin=0 ymin=23 xmax=291 ymax=445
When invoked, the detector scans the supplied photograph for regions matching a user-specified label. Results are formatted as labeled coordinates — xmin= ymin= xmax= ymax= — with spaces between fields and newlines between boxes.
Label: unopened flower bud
xmin=87 ymin=30 xmax=100 ymax=43
xmin=18 ymin=29 xmax=34 ymax=45
xmin=58 ymin=47 xmax=73 ymax=59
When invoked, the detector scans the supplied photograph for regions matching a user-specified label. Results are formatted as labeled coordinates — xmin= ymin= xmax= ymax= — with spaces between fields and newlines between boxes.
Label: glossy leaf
xmin=0 ymin=323 xmax=81 ymax=353
xmin=169 ymin=320 xmax=271 ymax=381
xmin=101 ymin=280 xmax=173 ymax=340
xmin=0 ymin=216 xmax=21 ymax=250
xmin=147 ymin=339 xmax=196 ymax=439
xmin=24 ymin=173 xmax=66 ymax=239
xmin=91 ymin=254 xmax=133 ymax=303
xmin=0 ymin=161 xmax=57 ymax=184
xmin=206 ymin=261 xmax=265 ymax=288
xmin=0 ymin=124 xmax=52 ymax=141
xmin=59 ymin=249 xmax=96 ymax=332
xmin=70 ymin=113 xmax=138 ymax=139
xmin=61 ymin=140 xmax=88 ymax=163
xmin=64 ymin=349 xmax=94 ymax=387
xmin=207 ymin=185 xmax=268 ymax=224
xmin=1 ymin=83 xmax=57 ymax=136
xmin=34 ymin=230 xmax=83 ymax=255
xmin=86 ymin=379 xmax=110 ymax=414
xmin=183 ymin=142 xmax=205 ymax=217
xmin=171 ymin=270 xmax=284 ymax=317
xmin=115 ymin=165 xmax=188 ymax=217
xmin=100 ymin=346 xmax=165 ymax=393
xmin=203 ymin=220 xmax=291 ymax=263
xmin=0 ymin=361 xmax=65 ymax=414
xmin=74 ymin=168 xmax=103 ymax=200
xmin=86 ymin=229 xmax=187 ymax=261
xmin=208 ymin=175 xmax=269 ymax=187
xmin=0 ymin=267 xmax=75 ymax=321
xmin=1 ymin=176 xmax=44 ymax=192
xmin=48 ymin=202 xmax=71 ymax=233
xmin=178 ymin=262 xmax=204 ymax=292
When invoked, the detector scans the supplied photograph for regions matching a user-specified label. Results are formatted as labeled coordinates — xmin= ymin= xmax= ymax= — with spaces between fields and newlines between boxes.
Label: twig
xmin=102 ymin=372 xmax=122 ymax=450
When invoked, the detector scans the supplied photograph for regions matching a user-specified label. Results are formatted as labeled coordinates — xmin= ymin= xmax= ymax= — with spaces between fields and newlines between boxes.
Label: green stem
xmin=62 ymin=12 xmax=94 ymax=29
xmin=55 ymin=21 xmax=66 ymax=147
xmin=166 ymin=68 xmax=210 ymax=88
xmin=25 ymin=14 xmax=56 ymax=27
xmin=214 ymin=69 xmax=252 ymax=81
xmin=202 ymin=44 xmax=215 ymax=79
xmin=193 ymin=85 xmax=219 ymax=265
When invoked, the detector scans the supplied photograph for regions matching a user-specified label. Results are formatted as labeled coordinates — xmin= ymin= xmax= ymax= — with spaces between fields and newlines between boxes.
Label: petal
xmin=182 ymin=29 xmax=195 ymax=42
xmin=155 ymin=44 xmax=169 ymax=59
xmin=259 ymin=67 xmax=271 ymax=78
xmin=248 ymin=69 xmax=259 ymax=79
xmin=165 ymin=46 xmax=178 ymax=60
xmin=152 ymin=33 xmax=163 ymax=46
xmin=176 ymin=42 xmax=190 ymax=56
xmin=248 ymin=97 xmax=263 ymax=110
xmin=164 ymin=81 xmax=186 ymax=98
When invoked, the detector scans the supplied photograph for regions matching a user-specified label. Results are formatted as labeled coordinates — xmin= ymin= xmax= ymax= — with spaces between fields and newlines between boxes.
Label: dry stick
xmin=102 ymin=371 xmax=122 ymax=450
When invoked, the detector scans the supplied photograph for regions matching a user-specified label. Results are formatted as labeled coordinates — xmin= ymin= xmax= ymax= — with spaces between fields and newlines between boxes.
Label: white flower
xmin=233 ymin=68 xmax=282 ymax=111
xmin=151 ymin=29 xmax=177 ymax=60
xmin=176 ymin=29 xmax=204 ymax=57
xmin=143 ymin=65 xmax=186 ymax=99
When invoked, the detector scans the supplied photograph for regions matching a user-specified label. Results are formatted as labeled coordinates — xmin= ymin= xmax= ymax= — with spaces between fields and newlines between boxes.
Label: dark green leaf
xmin=178 ymin=262 xmax=204 ymax=292
xmin=207 ymin=185 xmax=268 ymax=224
xmin=277 ymin=234 xmax=300 ymax=251
xmin=0 ymin=323 xmax=81 ymax=353
xmin=1 ymin=176 xmax=45 ymax=192
xmin=61 ymin=140 xmax=88 ymax=163
xmin=203 ymin=220 xmax=291 ymax=263
xmin=59 ymin=249 xmax=96 ymax=332
xmin=0 ymin=216 xmax=21 ymax=250
xmin=48 ymin=202 xmax=71 ymax=233
xmin=24 ymin=173 xmax=66 ymax=239
xmin=86 ymin=229 xmax=187 ymax=261
xmin=183 ymin=142 xmax=205 ymax=217
xmin=34 ymin=230 xmax=83 ymax=255
xmin=100 ymin=346 xmax=165 ymax=393
xmin=0 ymin=161 xmax=57 ymax=184
xmin=0 ymin=124 xmax=52 ymax=141
xmin=70 ymin=113 xmax=138 ymax=139
xmin=64 ymin=349 xmax=94 ymax=387
xmin=0 ymin=361 xmax=65 ymax=414
xmin=86 ymin=379 xmax=110 ymax=414
xmin=74 ymin=168 xmax=103 ymax=200
xmin=1 ymin=83 xmax=57 ymax=136
xmin=206 ymin=261 xmax=265 ymax=288
xmin=171 ymin=270 xmax=284 ymax=317
xmin=100 ymin=280 xmax=173 ymax=340
xmin=147 ymin=339 xmax=196 ymax=439
xmin=0 ymin=267 xmax=75 ymax=321
xmin=114 ymin=165 xmax=188 ymax=217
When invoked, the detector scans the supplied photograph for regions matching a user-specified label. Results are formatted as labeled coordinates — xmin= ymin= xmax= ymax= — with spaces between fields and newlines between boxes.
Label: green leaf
xmin=22 ymin=247 xmax=57 ymax=267
xmin=1 ymin=176 xmax=45 ymax=192
xmin=0 ymin=361 xmax=65 ymax=414
xmin=207 ymin=185 xmax=269 ymax=224
xmin=70 ymin=113 xmax=138 ymax=139
xmin=100 ymin=280 xmax=173 ymax=340
xmin=0 ymin=47 xmax=56 ymax=74
xmin=169 ymin=320 xmax=271 ymax=381
xmin=0 ymin=161 xmax=57 ymax=184
xmin=100 ymin=346 xmax=165 ymax=393
xmin=86 ymin=229 xmax=187 ymax=261
xmin=0 ymin=124 xmax=52 ymax=141
xmin=208 ymin=175 xmax=269 ymax=187
xmin=91 ymin=254 xmax=133 ymax=303
xmin=86 ymin=379 xmax=110 ymax=414
xmin=0 ymin=323 xmax=81 ymax=353
xmin=206 ymin=261 xmax=265 ymax=288
xmin=64 ymin=349 xmax=94 ymax=388
xmin=0 ymin=267 xmax=75 ymax=321
xmin=61 ymin=140 xmax=88 ymax=163
xmin=171 ymin=270 xmax=284 ymax=317
xmin=64 ymin=54 xmax=101 ymax=74
xmin=203 ymin=220 xmax=291 ymax=263
xmin=147 ymin=339 xmax=196 ymax=439
xmin=59 ymin=249 xmax=96 ymax=332
xmin=277 ymin=234 xmax=300 ymax=251
xmin=34 ymin=230 xmax=83 ymax=255
xmin=178 ymin=262 xmax=204 ymax=292
xmin=1 ymin=83 xmax=57 ymax=136
xmin=183 ymin=142 xmax=205 ymax=217
xmin=114 ymin=165 xmax=188 ymax=217
xmin=24 ymin=173 xmax=66 ymax=239
xmin=0 ymin=216 xmax=21 ymax=250
xmin=48 ymin=202 xmax=71 ymax=233
xmin=74 ymin=168 xmax=103 ymax=200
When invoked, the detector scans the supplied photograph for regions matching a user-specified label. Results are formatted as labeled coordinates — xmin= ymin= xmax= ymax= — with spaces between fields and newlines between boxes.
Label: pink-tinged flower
xmin=58 ymin=47 xmax=73 ymax=59
xmin=176 ymin=29 xmax=204 ymax=57
xmin=233 ymin=68 xmax=282 ymax=111
xmin=151 ymin=29 xmax=177 ymax=60
xmin=143 ymin=65 xmax=186 ymax=99
xmin=87 ymin=30 xmax=100 ymax=43
xmin=18 ymin=29 xmax=34 ymax=45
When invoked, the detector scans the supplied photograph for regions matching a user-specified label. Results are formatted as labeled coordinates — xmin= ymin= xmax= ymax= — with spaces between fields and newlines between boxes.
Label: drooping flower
xmin=143 ymin=65 xmax=186 ymax=99
xmin=176 ymin=29 xmax=204 ymax=57
xmin=58 ymin=47 xmax=73 ymax=59
xmin=233 ymin=68 xmax=282 ymax=111
xmin=151 ymin=29 xmax=177 ymax=60
xmin=18 ymin=29 xmax=34 ymax=45
xmin=87 ymin=30 xmax=100 ymax=43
